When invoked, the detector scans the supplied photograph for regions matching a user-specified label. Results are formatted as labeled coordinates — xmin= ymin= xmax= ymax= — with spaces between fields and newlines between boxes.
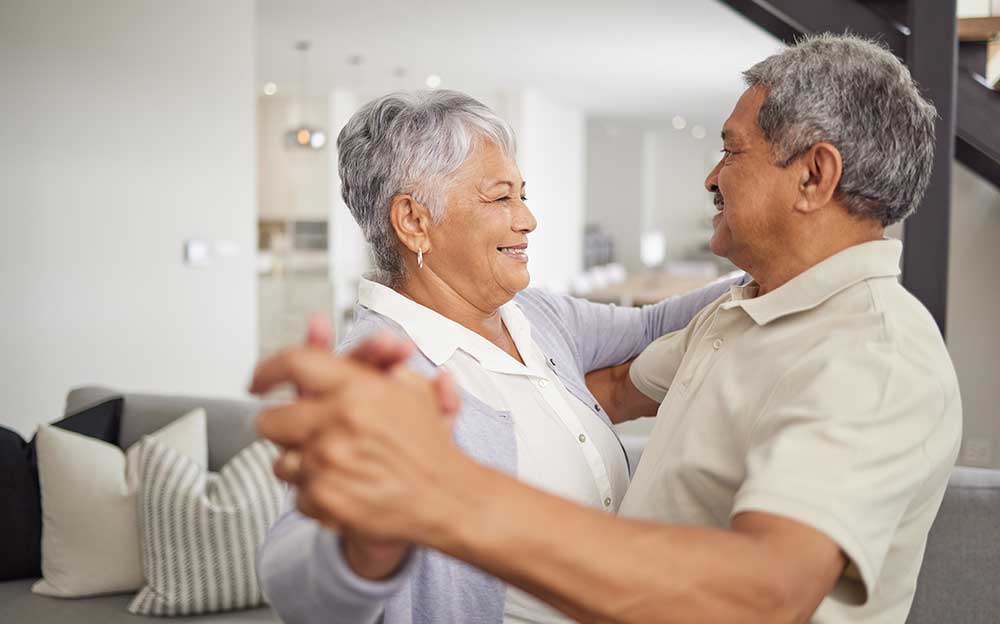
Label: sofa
xmin=2 ymin=386 xmax=998 ymax=623
xmin=0 ymin=386 xmax=281 ymax=623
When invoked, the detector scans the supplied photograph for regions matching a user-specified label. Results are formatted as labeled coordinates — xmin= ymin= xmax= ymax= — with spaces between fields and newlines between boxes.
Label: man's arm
xmin=585 ymin=359 xmax=659 ymax=424
xmin=411 ymin=452 xmax=844 ymax=624
xmin=253 ymin=348 xmax=845 ymax=624
xmin=586 ymin=322 xmax=693 ymax=424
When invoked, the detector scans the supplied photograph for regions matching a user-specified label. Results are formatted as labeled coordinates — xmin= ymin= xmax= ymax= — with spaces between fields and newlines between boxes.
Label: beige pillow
xmin=32 ymin=409 xmax=207 ymax=598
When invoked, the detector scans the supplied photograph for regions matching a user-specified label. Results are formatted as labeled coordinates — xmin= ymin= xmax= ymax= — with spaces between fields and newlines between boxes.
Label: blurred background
xmin=2 ymin=0 xmax=999 ymax=466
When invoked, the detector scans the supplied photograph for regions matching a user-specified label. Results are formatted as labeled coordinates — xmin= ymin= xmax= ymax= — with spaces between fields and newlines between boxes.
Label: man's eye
xmin=520 ymin=196 xmax=528 ymax=202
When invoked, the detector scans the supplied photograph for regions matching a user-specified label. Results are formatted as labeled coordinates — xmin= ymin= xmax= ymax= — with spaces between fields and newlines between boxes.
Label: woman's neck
xmin=396 ymin=272 xmax=523 ymax=364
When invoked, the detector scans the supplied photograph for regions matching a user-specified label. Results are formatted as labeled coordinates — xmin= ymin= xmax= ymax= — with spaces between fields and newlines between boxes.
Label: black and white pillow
xmin=0 ymin=397 xmax=123 ymax=582
xmin=129 ymin=438 xmax=284 ymax=616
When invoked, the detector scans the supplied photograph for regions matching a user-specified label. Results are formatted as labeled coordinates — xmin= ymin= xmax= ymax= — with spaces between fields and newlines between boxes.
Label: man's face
xmin=704 ymin=86 xmax=802 ymax=270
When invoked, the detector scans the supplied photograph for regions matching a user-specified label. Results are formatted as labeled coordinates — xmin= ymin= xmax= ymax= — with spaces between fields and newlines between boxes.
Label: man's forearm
xmin=417 ymin=459 xmax=813 ymax=624
xmin=586 ymin=359 xmax=660 ymax=424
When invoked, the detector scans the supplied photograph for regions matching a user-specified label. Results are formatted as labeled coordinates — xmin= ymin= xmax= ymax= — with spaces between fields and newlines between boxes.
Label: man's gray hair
xmin=744 ymin=33 xmax=937 ymax=226
xmin=337 ymin=90 xmax=517 ymax=282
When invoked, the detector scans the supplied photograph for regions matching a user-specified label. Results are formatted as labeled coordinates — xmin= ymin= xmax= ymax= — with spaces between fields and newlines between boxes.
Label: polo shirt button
xmin=604 ymin=497 xmax=612 ymax=507
xmin=578 ymin=433 xmax=587 ymax=443
xmin=537 ymin=378 xmax=549 ymax=388
xmin=713 ymin=338 xmax=724 ymax=350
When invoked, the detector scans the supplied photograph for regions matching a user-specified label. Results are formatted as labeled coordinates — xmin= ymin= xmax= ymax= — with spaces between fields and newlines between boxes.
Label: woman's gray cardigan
xmin=257 ymin=281 xmax=733 ymax=624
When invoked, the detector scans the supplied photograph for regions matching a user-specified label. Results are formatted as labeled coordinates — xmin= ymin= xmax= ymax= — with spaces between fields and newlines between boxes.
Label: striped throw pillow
xmin=128 ymin=438 xmax=284 ymax=616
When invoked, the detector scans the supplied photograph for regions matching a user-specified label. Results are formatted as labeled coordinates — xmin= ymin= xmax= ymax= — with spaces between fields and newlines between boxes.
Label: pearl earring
xmin=417 ymin=248 xmax=424 ymax=269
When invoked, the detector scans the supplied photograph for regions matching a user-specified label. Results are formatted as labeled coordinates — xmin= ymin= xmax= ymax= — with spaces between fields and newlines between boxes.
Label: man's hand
xmin=252 ymin=331 xmax=466 ymax=574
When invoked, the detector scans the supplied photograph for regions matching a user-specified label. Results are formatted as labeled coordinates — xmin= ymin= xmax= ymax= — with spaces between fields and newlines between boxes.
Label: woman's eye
xmin=520 ymin=196 xmax=528 ymax=202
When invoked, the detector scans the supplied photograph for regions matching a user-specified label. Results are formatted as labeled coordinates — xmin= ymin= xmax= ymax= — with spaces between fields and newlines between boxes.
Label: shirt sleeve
xmin=541 ymin=276 xmax=739 ymax=374
xmin=627 ymin=328 xmax=689 ymax=403
xmin=257 ymin=493 xmax=419 ymax=624
xmin=731 ymin=339 xmax=950 ymax=603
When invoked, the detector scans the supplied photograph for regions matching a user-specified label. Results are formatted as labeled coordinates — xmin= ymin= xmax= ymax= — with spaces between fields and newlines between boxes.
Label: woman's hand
xmin=253 ymin=333 xmax=465 ymax=546
xmin=261 ymin=319 xmax=460 ymax=578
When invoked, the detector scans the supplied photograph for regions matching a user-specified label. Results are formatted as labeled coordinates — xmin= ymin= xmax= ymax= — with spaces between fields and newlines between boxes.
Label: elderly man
xmin=254 ymin=34 xmax=961 ymax=623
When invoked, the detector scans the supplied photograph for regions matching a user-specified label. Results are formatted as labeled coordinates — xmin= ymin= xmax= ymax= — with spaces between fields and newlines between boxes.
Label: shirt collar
xmin=720 ymin=238 xmax=903 ymax=326
xmin=357 ymin=278 xmax=536 ymax=375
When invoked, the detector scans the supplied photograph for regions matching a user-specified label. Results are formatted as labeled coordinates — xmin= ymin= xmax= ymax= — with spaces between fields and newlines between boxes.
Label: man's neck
xmin=750 ymin=224 xmax=884 ymax=296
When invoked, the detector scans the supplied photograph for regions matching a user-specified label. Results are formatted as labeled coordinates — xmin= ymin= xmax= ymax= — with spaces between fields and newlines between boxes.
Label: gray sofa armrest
xmin=907 ymin=466 xmax=1000 ymax=624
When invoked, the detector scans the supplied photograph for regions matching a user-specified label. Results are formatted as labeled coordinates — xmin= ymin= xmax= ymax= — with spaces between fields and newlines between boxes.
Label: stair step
xmin=959 ymin=17 xmax=1000 ymax=42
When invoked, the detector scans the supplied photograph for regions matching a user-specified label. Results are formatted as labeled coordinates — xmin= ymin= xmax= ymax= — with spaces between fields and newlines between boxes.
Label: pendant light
xmin=286 ymin=40 xmax=327 ymax=150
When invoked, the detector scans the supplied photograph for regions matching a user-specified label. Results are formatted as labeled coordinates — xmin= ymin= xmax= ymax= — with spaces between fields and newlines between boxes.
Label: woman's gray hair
xmin=337 ymin=90 xmax=517 ymax=283
xmin=744 ymin=33 xmax=937 ymax=226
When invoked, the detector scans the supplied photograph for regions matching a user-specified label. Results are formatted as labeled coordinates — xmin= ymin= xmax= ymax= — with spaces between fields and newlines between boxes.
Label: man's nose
xmin=705 ymin=157 xmax=723 ymax=193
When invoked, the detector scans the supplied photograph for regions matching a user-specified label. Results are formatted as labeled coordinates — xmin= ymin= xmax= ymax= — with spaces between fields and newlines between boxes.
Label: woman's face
xmin=425 ymin=139 xmax=537 ymax=312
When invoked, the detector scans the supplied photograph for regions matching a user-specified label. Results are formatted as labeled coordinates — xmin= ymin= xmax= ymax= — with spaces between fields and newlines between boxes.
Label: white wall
xmin=513 ymin=90 xmax=586 ymax=293
xmin=586 ymin=122 xmax=646 ymax=271
xmin=327 ymin=89 xmax=370 ymax=338
xmin=586 ymin=119 xmax=723 ymax=271
xmin=0 ymin=0 xmax=258 ymax=438
xmin=948 ymin=163 xmax=1000 ymax=469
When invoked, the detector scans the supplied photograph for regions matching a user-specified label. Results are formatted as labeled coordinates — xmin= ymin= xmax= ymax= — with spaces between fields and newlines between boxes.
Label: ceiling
xmin=257 ymin=0 xmax=782 ymax=124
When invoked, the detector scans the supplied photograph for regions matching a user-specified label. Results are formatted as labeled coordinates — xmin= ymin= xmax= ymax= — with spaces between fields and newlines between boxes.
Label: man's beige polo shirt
xmin=621 ymin=239 xmax=962 ymax=623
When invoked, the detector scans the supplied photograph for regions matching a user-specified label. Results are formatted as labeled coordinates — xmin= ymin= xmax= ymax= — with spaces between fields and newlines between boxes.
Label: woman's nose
xmin=513 ymin=199 xmax=537 ymax=233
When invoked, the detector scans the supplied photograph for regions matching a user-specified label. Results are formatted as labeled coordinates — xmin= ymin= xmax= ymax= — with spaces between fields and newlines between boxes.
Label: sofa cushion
xmin=0 ymin=397 xmax=123 ymax=582
xmin=0 ymin=427 xmax=42 ymax=581
xmin=32 ymin=410 xmax=207 ymax=598
xmin=0 ymin=579 xmax=281 ymax=623
xmin=130 ymin=438 xmax=283 ymax=616
xmin=66 ymin=386 xmax=261 ymax=471
xmin=906 ymin=466 xmax=1000 ymax=624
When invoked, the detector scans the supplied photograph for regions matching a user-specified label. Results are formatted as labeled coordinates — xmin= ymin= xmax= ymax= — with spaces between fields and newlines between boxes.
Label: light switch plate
xmin=184 ymin=239 xmax=212 ymax=267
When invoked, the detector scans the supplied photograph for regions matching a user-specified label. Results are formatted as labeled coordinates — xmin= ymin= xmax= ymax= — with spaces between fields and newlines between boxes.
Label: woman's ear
xmin=795 ymin=142 xmax=843 ymax=215
xmin=389 ymin=195 xmax=433 ymax=254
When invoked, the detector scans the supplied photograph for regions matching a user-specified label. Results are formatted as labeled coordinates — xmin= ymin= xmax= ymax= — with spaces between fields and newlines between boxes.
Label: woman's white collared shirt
xmin=358 ymin=279 xmax=628 ymax=624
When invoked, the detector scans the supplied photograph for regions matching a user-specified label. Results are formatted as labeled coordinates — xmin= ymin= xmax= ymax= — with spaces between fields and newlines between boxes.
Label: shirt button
xmin=578 ymin=433 xmax=587 ymax=443
xmin=604 ymin=497 xmax=612 ymax=507
xmin=713 ymin=338 xmax=724 ymax=350
xmin=537 ymin=378 xmax=549 ymax=388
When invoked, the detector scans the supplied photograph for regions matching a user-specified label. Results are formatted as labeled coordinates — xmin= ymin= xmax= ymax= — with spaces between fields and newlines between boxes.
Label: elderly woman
xmin=257 ymin=89 xmax=736 ymax=624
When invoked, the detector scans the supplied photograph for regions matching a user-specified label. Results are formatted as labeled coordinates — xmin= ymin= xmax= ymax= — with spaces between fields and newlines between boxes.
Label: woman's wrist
xmin=341 ymin=535 xmax=411 ymax=581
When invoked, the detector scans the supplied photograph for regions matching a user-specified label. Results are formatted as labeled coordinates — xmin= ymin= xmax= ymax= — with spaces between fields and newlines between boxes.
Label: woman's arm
xmin=521 ymin=275 xmax=741 ymax=376
xmin=585 ymin=359 xmax=659 ymax=424
xmin=257 ymin=504 xmax=417 ymax=624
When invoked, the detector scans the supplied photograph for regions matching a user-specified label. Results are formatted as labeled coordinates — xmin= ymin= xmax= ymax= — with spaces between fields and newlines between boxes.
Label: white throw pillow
xmin=31 ymin=409 xmax=207 ymax=597
xmin=128 ymin=438 xmax=283 ymax=616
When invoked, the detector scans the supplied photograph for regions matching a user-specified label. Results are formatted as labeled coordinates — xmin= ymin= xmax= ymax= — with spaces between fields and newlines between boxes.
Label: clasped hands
xmin=250 ymin=317 xmax=466 ymax=580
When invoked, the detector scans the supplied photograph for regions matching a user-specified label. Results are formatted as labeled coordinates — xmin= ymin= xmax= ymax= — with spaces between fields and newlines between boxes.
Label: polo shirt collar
xmin=720 ymin=238 xmax=902 ymax=326
xmin=358 ymin=278 xmax=534 ymax=375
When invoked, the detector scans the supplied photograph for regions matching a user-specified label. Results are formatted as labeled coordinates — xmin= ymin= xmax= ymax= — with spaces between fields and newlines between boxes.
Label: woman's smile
xmin=497 ymin=243 xmax=529 ymax=263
